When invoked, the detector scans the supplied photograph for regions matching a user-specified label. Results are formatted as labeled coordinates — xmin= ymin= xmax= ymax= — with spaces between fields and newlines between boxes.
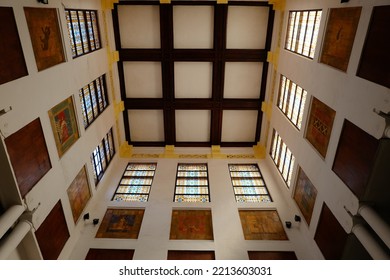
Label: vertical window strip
xmin=277 ymin=75 xmax=307 ymax=130
xmin=112 ymin=163 xmax=157 ymax=202
xmin=91 ymin=128 xmax=115 ymax=185
xmin=65 ymin=9 xmax=101 ymax=58
xmin=285 ymin=10 xmax=322 ymax=59
xmin=174 ymin=163 xmax=210 ymax=203
xmin=270 ymin=130 xmax=295 ymax=188
xmin=229 ymin=164 xmax=272 ymax=203
xmin=79 ymin=75 xmax=109 ymax=129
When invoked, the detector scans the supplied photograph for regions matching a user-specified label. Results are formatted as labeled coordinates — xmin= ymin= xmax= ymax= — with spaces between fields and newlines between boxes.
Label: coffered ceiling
xmin=112 ymin=0 xmax=274 ymax=147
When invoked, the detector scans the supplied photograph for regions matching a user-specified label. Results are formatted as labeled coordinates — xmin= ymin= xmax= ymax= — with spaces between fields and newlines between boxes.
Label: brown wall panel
xmin=167 ymin=250 xmax=215 ymax=260
xmin=5 ymin=118 xmax=51 ymax=198
xmin=85 ymin=249 xmax=134 ymax=260
xmin=332 ymin=119 xmax=378 ymax=199
xmin=314 ymin=203 xmax=348 ymax=259
xmin=35 ymin=200 xmax=70 ymax=260
xmin=248 ymin=251 xmax=297 ymax=260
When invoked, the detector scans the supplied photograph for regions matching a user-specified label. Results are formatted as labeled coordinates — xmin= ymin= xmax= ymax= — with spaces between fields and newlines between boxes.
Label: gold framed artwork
xmin=24 ymin=7 xmax=65 ymax=71
xmin=239 ymin=210 xmax=288 ymax=240
xmin=67 ymin=166 xmax=91 ymax=223
xmin=293 ymin=167 xmax=318 ymax=225
xmin=320 ymin=7 xmax=362 ymax=72
xmin=48 ymin=96 xmax=79 ymax=157
xmin=169 ymin=209 xmax=214 ymax=240
xmin=96 ymin=208 xmax=145 ymax=239
xmin=305 ymin=97 xmax=336 ymax=158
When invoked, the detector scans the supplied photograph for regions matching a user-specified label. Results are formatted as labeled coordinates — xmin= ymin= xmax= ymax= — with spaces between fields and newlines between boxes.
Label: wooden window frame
xmin=285 ymin=9 xmax=322 ymax=59
xmin=79 ymin=75 xmax=109 ymax=129
xmin=91 ymin=128 xmax=115 ymax=185
xmin=277 ymin=75 xmax=307 ymax=130
xmin=174 ymin=163 xmax=210 ymax=203
xmin=228 ymin=164 xmax=272 ymax=203
xmin=65 ymin=9 xmax=101 ymax=58
xmin=270 ymin=129 xmax=295 ymax=188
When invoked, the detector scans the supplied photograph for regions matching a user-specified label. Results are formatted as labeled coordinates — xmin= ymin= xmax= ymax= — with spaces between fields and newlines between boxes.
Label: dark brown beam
xmin=124 ymin=98 xmax=164 ymax=109
xmin=225 ymin=49 xmax=268 ymax=62
xmin=222 ymin=99 xmax=261 ymax=110
xmin=119 ymin=49 xmax=162 ymax=61
xmin=173 ymin=49 xmax=215 ymax=61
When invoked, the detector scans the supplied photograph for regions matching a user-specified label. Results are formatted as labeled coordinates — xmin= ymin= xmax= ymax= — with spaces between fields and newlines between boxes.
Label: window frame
xmin=228 ymin=164 xmax=272 ymax=203
xmin=91 ymin=128 xmax=115 ymax=185
xmin=277 ymin=75 xmax=307 ymax=130
xmin=173 ymin=163 xmax=210 ymax=203
xmin=284 ymin=9 xmax=322 ymax=59
xmin=112 ymin=163 xmax=157 ymax=202
xmin=270 ymin=129 xmax=295 ymax=188
xmin=65 ymin=9 xmax=102 ymax=58
xmin=79 ymin=75 xmax=109 ymax=129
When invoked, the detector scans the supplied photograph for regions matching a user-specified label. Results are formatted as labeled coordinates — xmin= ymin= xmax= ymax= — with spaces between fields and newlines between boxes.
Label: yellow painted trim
xmin=253 ymin=143 xmax=266 ymax=159
xmin=161 ymin=145 xmax=178 ymax=158
xmin=269 ymin=0 xmax=285 ymax=11
xmin=107 ymin=49 xmax=119 ymax=66
xmin=261 ymin=101 xmax=273 ymax=120
xmin=208 ymin=145 xmax=227 ymax=159
xmin=160 ymin=0 xmax=171 ymax=3
xmin=217 ymin=0 xmax=228 ymax=4
xmin=114 ymin=101 xmax=125 ymax=118
xmin=101 ymin=0 xmax=119 ymax=10
xmin=267 ymin=49 xmax=279 ymax=70
xmin=119 ymin=142 xmax=133 ymax=158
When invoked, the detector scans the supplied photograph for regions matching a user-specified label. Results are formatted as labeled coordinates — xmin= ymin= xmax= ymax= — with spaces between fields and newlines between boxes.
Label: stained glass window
xmin=229 ymin=164 xmax=272 ymax=203
xmin=112 ymin=163 xmax=157 ymax=202
xmin=91 ymin=128 xmax=115 ymax=185
xmin=65 ymin=9 xmax=101 ymax=58
xmin=278 ymin=75 xmax=307 ymax=130
xmin=174 ymin=163 xmax=210 ymax=203
xmin=79 ymin=75 xmax=108 ymax=128
xmin=270 ymin=130 xmax=295 ymax=188
xmin=285 ymin=10 xmax=322 ymax=59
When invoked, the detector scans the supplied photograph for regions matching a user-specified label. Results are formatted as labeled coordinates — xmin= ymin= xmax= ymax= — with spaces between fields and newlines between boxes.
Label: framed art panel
xmin=305 ymin=97 xmax=336 ymax=158
xmin=96 ymin=208 xmax=145 ymax=239
xmin=67 ymin=166 xmax=91 ymax=223
xmin=169 ymin=209 xmax=214 ymax=240
xmin=357 ymin=5 xmax=390 ymax=88
xmin=293 ymin=167 xmax=318 ymax=225
xmin=24 ymin=7 xmax=65 ymax=71
xmin=48 ymin=96 xmax=79 ymax=157
xmin=0 ymin=7 xmax=28 ymax=85
xmin=5 ymin=118 xmax=51 ymax=198
xmin=320 ymin=7 xmax=362 ymax=71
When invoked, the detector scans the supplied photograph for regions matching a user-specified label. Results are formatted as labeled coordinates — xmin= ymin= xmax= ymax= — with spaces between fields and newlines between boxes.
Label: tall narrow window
xmin=79 ymin=75 xmax=109 ymax=128
xmin=174 ymin=163 xmax=210 ymax=203
xmin=270 ymin=130 xmax=295 ymax=188
xmin=229 ymin=164 xmax=272 ymax=203
xmin=65 ymin=9 xmax=101 ymax=58
xmin=285 ymin=10 xmax=322 ymax=59
xmin=91 ymin=128 xmax=115 ymax=185
xmin=278 ymin=75 xmax=307 ymax=130
xmin=112 ymin=163 xmax=157 ymax=202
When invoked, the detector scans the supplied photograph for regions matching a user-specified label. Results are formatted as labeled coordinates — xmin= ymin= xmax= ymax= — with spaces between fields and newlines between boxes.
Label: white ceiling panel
xmin=221 ymin=110 xmax=258 ymax=142
xmin=174 ymin=62 xmax=213 ymax=98
xmin=226 ymin=6 xmax=269 ymax=49
xmin=118 ymin=5 xmax=160 ymax=48
xmin=173 ymin=6 xmax=214 ymax=49
xmin=176 ymin=110 xmax=211 ymax=142
xmin=224 ymin=62 xmax=263 ymax=98
xmin=128 ymin=110 xmax=165 ymax=142
xmin=124 ymin=62 xmax=162 ymax=98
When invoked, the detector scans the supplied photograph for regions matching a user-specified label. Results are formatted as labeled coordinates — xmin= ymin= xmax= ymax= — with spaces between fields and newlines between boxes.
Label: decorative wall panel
xmin=248 ymin=251 xmax=297 ymax=260
xmin=305 ymin=97 xmax=336 ymax=158
xmin=85 ymin=249 xmax=134 ymax=260
xmin=239 ymin=210 xmax=288 ymax=240
xmin=0 ymin=7 xmax=28 ymax=85
xmin=169 ymin=209 xmax=213 ymax=240
xmin=35 ymin=200 xmax=70 ymax=260
xmin=5 ymin=118 xmax=51 ymax=198
xmin=96 ymin=208 xmax=145 ymax=239
xmin=167 ymin=250 xmax=215 ymax=260
xmin=320 ymin=7 xmax=362 ymax=71
xmin=67 ymin=166 xmax=91 ymax=223
xmin=293 ymin=167 xmax=317 ymax=225
xmin=24 ymin=7 xmax=65 ymax=71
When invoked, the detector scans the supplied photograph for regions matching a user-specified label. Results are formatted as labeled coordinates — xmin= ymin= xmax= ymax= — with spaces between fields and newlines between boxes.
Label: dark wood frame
xmin=113 ymin=1 xmax=274 ymax=147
